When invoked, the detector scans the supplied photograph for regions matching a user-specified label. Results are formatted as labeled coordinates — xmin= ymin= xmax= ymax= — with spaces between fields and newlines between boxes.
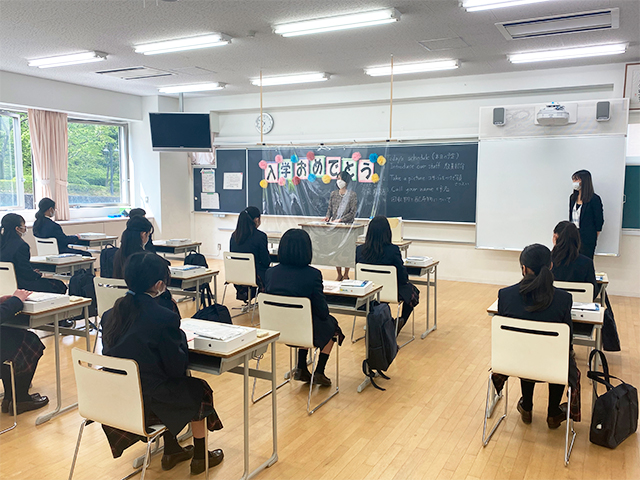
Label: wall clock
xmin=255 ymin=113 xmax=274 ymax=134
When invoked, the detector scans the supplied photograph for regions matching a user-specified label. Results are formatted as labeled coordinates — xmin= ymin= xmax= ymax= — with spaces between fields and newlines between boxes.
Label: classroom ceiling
xmin=0 ymin=0 xmax=639 ymax=99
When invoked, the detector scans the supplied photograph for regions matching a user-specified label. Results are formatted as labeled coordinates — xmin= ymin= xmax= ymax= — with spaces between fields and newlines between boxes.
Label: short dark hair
xmin=339 ymin=170 xmax=351 ymax=185
xmin=129 ymin=208 xmax=146 ymax=218
xmin=278 ymin=229 xmax=312 ymax=267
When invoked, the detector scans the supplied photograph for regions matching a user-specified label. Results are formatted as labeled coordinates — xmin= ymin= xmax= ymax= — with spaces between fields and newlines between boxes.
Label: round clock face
xmin=255 ymin=113 xmax=274 ymax=134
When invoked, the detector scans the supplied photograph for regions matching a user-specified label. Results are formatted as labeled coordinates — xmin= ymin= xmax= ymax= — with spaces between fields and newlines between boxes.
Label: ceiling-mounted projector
xmin=536 ymin=102 xmax=570 ymax=126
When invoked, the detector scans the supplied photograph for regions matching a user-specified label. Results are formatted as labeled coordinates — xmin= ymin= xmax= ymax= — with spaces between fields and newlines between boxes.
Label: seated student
xmin=100 ymin=252 xmax=223 ymax=474
xmin=1 ymin=289 xmax=49 ymax=415
xmin=355 ymin=216 xmax=419 ymax=333
xmin=265 ymin=229 xmax=344 ymax=386
xmin=32 ymin=198 xmax=91 ymax=257
xmin=498 ymin=243 xmax=578 ymax=429
xmin=128 ymin=208 xmax=157 ymax=253
xmin=551 ymin=221 xmax=598 ymax=300
xmin=229 ymin=207 xmax=270 ymax=302
xmin=0 ymin=213 xmax=67 ymax=294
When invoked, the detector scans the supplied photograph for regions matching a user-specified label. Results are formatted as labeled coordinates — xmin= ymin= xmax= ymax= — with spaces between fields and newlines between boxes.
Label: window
xmin=67 ymin=120 xmax=128 ymax=205
xmin=0 ymin=111 xmax=33 ymax=209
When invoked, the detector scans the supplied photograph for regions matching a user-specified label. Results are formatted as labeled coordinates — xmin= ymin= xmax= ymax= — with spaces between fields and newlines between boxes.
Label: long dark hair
xmin=232 ymin=207 xmax=260 ymax=245
xmin=519 ymin=244 xmax=555 ymax=312
xmin=0 ymin=213 xmax=25 ymax=248
xmin=278 ymin=228 xmax=312 ymax=267
xmin=551 ymin=221 xmax=580 ymax=267
xmin=102 ymin=252 xmax=171 ymax=348
xmin=113 ymin=216 xmax=154 ymax=278
xmin=571 ymin=169 xmax=595 ymax=204
xmin=360 ymin=216 xmax=392 ymax=262
xmin=33 ymin=198 xmax=56 ymax=235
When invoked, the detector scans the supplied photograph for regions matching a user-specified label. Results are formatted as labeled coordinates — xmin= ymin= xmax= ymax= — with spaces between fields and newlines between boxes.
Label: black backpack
xmin=362 ymin=302 xmax=398 ymax=391
xmin=184 ymin=250 xmax=214 ymax=307
xmin=192 ymin=303 xmax=232 ymax=324
xmin=68 ymin=268 xmax=98 ymax=317
xmin=100 ymin=245 xmax=119 ymax=279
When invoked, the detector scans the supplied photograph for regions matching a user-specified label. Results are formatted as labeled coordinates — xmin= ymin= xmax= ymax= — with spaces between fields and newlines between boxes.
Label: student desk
xmin=300 ymin=223 xmax=366 ymax=268
xmin=169 ymin=269 xmax=219 ymax=311
xmin=153 ymin=240 xmax=202 ymax=257
xmin=1 ymin=297 xmax=92 ymax=425
xmin=406 ymin=259 xmax=440 ymax=339
xmin=71 ymin=235 xmax=118 ymax=252
xmin=322 ymin=282 xmax=382 ymax=393
xmin=596 ymin=272 xmax=609 ymax=304
xmin=356 ymin=238 xmax=413 ymax=258
xmin=30 ymin=256 xmax=96 ymax=277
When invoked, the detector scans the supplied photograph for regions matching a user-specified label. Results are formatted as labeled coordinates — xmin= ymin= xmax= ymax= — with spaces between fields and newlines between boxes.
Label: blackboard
xmin=623 ymin=165 xmax=640 ymax=229
xmin=193 ymin=149 xmax=246 ymax=213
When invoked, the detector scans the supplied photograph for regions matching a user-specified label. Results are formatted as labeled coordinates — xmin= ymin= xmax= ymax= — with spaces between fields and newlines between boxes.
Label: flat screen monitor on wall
xmin=149 ymin=113 xmax=212 ymax=152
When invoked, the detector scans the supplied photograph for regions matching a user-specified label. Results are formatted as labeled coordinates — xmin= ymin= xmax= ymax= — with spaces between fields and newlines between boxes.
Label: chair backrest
xmin=94 ymin=277 xmax=128 ymax=318
xmin=388 ymin=217 xmax=403 ymax=243
xmin=491 ymin=316 xmax=570 ymax=385
xmin=0 ymin=262 xmax=18 ymax=295
xmin=356 ymin=263 xmax=397 ymax=304
xmin=258 ymin=293 xmax=314 ymax=348
xmin=223 ymin=252 xmax=257 ymax=286
xmin=35 ymin=237 xmax=59 ymax=256
xmin=71 ymin=348 xmax=147 ymax=436
xmin=554 ymin=281 xmax=594 ymax=303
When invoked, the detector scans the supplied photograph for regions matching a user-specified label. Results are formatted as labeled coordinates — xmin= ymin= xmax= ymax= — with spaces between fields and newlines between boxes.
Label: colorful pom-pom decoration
xmin=306 ymin=151 xmax=315 ymax=161
xmin=258 ymin=160 xmax=268 ymax=170
xmin=275 ymin=154 xmax=283 ymax=163
xmin=352 ymin=152 xmax=362 ymax=161
xmin=278 ymin=177 xmax=286 ymax=186
xmin=291 ymin=154 xmax=299 ymax=163
xmin=377 ymin=155 xmax=386 ymax=166
xmin=371 ymin=173 xmax=380 ymax=183
xmin=369 ymin=153 xmax=379 ymax=162
xmin=292 ymin=176 xmax=301 ymax=186
xmin=322 ymin=174 xmax=331 ymax=184
xmin=308 ymin=174 xmax=316 ymax=182
xmin=259 ymin=179 xmax=268 ymax=189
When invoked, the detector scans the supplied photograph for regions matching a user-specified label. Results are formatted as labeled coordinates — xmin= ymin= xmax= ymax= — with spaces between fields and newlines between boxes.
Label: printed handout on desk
xmin=223 ymin=172 xmax=243 ymax=190
xmin=573 ymin=302 xmax=599 ymax=311
xmin=201 ymin=170 xmax=215 ymax=193
xmin=201 ymin=192 xmax=220 ymax=209
xmin=323 ymin=280 xmax=341 ymax=293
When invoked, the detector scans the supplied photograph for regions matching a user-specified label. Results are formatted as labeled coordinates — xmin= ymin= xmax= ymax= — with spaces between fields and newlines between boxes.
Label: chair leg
xmin=351 ymin=314 xmax=364 ymax=343
xmin=482 ymin=372 xmax=507 ymax=446
xmin=307 ymin=343 xmax=340 ymax=415
xmin=249 ymin=289 xmax=257 ymax=326
xmin=221 ymin=283 xmax=228 ymax=305
xmin=204 ymin=418 xmax=209 ymax=480
xmin=92 ymin=317 xmax=101 ymax=353
xmin=68 ymin=419 xmax=87 ymax=480
xmin=0 ymin=361 xmax=17 ymax=435
xmin=397 ymin=303 xmax=415 ymax=349
xmin=251 ymin=348 xmax=291 ymax=404
xmin=564 ymin=386 xmax=576 ymax=466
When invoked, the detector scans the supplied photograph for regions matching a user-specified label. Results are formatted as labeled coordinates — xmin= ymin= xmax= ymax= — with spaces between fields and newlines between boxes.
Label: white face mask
xmin=572 ymin=181 xmax=581 ymax=191
xmin=337 ymin=179 xmax=347 ymax=189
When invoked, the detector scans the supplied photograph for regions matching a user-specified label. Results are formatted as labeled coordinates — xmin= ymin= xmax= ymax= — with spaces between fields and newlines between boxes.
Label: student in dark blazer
xmin=101 ymin=252 xmax=223 ymax=474
xmin=498 ymin=244 xmax=577 ymax=429
xmin=356 ymin=216 xmax=419 ymax=333
xmin=0 ymin=214 xmax=67 ymax=294
xmin=265 ymin=229 xmax=344 ymax=387
xmin=569 ymin=169 xmax=603 ymax=259
xmin=1 ymin=289 xmax=49 ymax=415
xmin=551 ymin=221 xmax=598 ymax=299
xmin=229 ymin=206 xmax=270 ymax=302
xmin=32 ymin=198 xmax=91 ymax=256
xmin=128 ymin=208 xmax=157 ymax=253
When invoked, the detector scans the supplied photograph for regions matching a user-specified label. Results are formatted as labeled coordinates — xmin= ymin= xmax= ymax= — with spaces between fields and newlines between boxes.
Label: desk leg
xmin=357 ymin=294 xmax=375 ymax=393
xmin=269 ymin=342 xmax=278 ymax=466
xmin=213 ymin=275 xmax=218 ymax=304
xmin=242 ymin=356 xmax=250 ymax=480
xmin=84 ymin=306 xmax=91 ymax=351
xmin=196 ymin=279 xmax=201 ymax=310
xmin=421 ymin=265 xmax=438 ymax=339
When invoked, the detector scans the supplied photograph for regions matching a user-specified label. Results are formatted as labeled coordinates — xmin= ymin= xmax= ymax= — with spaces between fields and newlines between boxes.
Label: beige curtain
xmin=28 ymin=109 xmax=70 ymax=220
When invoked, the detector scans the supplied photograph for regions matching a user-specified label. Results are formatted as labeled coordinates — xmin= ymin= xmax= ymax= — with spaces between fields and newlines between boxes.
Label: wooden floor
xmin=1 ymin=258 xmax=638 ymax=480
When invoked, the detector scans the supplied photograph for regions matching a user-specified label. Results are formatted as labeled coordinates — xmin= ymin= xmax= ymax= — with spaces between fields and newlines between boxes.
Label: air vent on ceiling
xmin=96 ymin=66 xmax=174 ymax=80
xmin=495 ymin=8 xmax=619 ymax=40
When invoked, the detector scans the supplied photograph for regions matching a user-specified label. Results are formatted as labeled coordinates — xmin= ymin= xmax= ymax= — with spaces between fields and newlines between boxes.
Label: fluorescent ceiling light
xmin=508 ymin=43 xmax=627 ymax=63
xmin=251 ymin=73 xmax=330 ymax=87
xmin=462 ymin=0 xmax=551 ymax=12
xmin=159 ymin=83 xmax=226 ymax=94
xmin=365 ymin=60 xmax=459 ymax=76
xmin=273 ymin=8 xmax=400 ymax=37
xmin=28 ymin=51 xmax=107 ymax=68
xmin=134 ymin=34 xmax=231 ymax=55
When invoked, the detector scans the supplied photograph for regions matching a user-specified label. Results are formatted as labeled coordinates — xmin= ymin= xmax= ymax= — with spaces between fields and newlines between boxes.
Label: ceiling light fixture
xmin=273 ymin=8 xmax=400 ymax=37
xmin=461 ymin=0 xmax=551 ymax=12
xmin=508 ymin=43 xmax=627 ymax=63
xmin=365 ymin=59 xmax=459 ymax=76
xmin=28 ymin=51 xmax=107 ymax=68
xmin=159 ymin=83 xmax=226 ymax=94
xmin=134 ymin=34 xmax=231 ymax=55
xmin=251 ymin=72 xmax=330 ymax=86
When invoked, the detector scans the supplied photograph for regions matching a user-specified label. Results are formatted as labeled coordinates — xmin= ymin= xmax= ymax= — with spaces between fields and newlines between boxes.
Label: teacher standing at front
xmin=324 ymin=171 xmax=358 ymax=280
xmin=569 ymin=169 xmax=603 ymax=259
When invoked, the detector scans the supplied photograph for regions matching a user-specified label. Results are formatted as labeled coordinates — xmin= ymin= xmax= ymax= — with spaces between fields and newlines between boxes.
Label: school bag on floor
xmin=183 ymin=250 xmax=214 ymax=307
xmin=192 ymin=303 xmax=232 ymax=325
xmin=69 ymin=268 xmax=98 ymax=318
xmin=587 ymin=350 xmax=638 ymax=448
xmin=99 ymin=245 xmax=119 ymax=279
xmin=362 ymin=302 xmax=398 ymax=391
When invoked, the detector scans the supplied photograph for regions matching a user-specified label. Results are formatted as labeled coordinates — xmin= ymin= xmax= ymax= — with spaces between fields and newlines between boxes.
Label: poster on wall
xmin=624 ymin=63 xmax=640 ymax=110
xmin=223 ymin=172 xmax=243 ymax=190
xmin=201 ymin=170 xmax=215 ymax=193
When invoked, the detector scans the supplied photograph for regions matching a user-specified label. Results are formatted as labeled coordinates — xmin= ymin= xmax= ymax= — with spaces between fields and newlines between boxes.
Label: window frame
xmin=0 ymin=110 xmax=26 ymax=210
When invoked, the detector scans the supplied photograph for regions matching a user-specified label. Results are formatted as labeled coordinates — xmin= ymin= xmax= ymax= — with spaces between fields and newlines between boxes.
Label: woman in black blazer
xmin=230 ymin=207 xmax=270 ymax=302
xmin=265 ymin=229 xmax=344 ymax=387
xmin=128 ymin=208 xmax=157 ymax=253
xmin=0 ymin=214 xmax=67 ymax=294
xmin=551 ymin=221 xmax=598 ymax=299
xmin=1 ymin=289 xmax=49 ymax=415
xmin=498 ymin=244 xmax=577 ymax=429
xmin=101 ymin=252 xmax=223 ymax=474
xmin=32 ymin=198 xmax=91 ymax=256
xmin=355 ymin=216 xmax=419 ymax=333
xmin=569 ymin=170 xmax=603 ymax=259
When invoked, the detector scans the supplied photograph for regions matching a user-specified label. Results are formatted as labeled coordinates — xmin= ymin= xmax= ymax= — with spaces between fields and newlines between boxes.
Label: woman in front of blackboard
xmin=324 ymin=171 xmax=358 ymax=280
xmin=569 ymin=170 xmax=603 ymax=259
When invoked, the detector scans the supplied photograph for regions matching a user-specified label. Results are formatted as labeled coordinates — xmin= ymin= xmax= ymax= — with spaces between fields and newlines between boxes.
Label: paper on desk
xmin=201 ymin=192 xmax=220 ymax=209
xmin=323 ymin=280 xmax=341 ymax=293
xmin=573 ymin=302 xmax=599 ymax=311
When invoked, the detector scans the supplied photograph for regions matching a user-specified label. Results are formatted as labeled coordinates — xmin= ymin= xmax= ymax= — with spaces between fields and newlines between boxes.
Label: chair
xmin=554 ymin=281 xmax=594 ymax=303
xmin=356 ymin=263 xmax=415 ymax=348
xmin=0 ymin=262 xmax=18 ymax=294
xmin=0 ymin=361 xmax=17 ymax=435
xmin=93 ymin=277 xmax=128 ymax=352
xmin=35 ymin=237 xmax=59 ymax=256
xmin=255 ymin=293 xmax=339 ymax=415
xmin=482 ymin=316 xmax=575 ymax=466
xmin=221 ymin=252 xmax=258 ymax=326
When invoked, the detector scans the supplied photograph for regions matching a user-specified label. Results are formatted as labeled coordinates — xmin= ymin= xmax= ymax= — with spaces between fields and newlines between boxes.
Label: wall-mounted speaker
xmin=596 ymin=101 xmax=610 ymax=122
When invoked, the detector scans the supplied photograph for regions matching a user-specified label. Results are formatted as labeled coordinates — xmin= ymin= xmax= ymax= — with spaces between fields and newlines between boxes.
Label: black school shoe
xmin=2 ymin=393 xmax=49 ymax=415
xmin=191 ymin=449 xmax=224 ymax=475
xmin=293 ymin=368 xmax=312 ymax=383
xmin=161 ymin=445 xmax=194 ymax=471
xmin=547 ymin=403 xmax=568 ymax=429
xmin=517 ymin=398 xmax=532 ymax=424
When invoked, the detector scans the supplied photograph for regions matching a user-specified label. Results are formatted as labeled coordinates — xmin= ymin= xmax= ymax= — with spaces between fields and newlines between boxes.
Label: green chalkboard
xmin=622 ymin=165 xmax=640 ymax=229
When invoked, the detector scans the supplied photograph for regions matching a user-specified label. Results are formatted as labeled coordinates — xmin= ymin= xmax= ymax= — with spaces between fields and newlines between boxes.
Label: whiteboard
xmin=476 ymin=136 xmax=626 ymax=255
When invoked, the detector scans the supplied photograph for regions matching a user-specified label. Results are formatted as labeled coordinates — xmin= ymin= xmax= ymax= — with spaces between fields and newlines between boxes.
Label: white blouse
xmin=572 ymin=203 xmax=582 ymax=228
